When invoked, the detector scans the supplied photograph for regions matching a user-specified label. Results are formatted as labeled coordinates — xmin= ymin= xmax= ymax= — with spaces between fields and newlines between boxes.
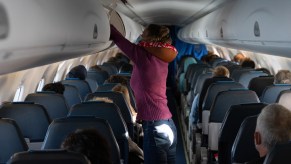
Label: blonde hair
xmin=213 ymin=66 xmax=230 ymax=77
xmin=89 ymin=97 xmax=113 ymax=103
xmin=112 ymin=84 xmax=137 ymax=121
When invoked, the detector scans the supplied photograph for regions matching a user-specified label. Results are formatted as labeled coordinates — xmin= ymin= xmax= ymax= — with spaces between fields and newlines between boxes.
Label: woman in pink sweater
xmin=110 ymin=24 xmax=178 ymax=164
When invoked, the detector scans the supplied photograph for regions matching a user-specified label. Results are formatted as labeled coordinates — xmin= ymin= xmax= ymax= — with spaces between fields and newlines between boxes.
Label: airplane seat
xmin=0 ymin=102 xmax=50 ymax=150
xmin=0 ymin=118 xmax=28 ymax=164
xmin=248 ymin=76 xmax=274 ymax=97
xmin=119 ymin=63 xmax=133 ymax=74
xmin=87 ymin=70 xmax=109 ymax=86
xmin=230 ymin=68 xmax=254 ymax=82
xmin=207 ymin=89 xmax=259 ymax=153
xmin=189 ymin=66 xmax=212 ymax=94
xmin=96 ymin=83 xmax=118 ymax=91
xmin=225 ymin=64 xmax=241 ymax=75
xmin=231 ymin=116 xmax=259 ymax=163
xmin=188 ymin=72 xmax=212 ymax=107
xmin=68 ymin=102 xmax=129 ymax=163
xmin=276 ymin=89 xmax=291 ymax=111
xmin=184 ymin=63 xmax=208 ymax=94
xmin=63 ymin=84 xmax=82 ymax=109
xmin=99 ymin=63 xmax=119 ymax=75
xmin=200 ymin=82 xmax=245 ymax=135
xmin=211 ymin=59 xmax=229 ymax=67
xmin=218 ymin=103 xmax=267 ymax=164
xmin=238 ymin=71 xmax=268 ymax=88
xmin=208 ymin=57 xmax=224 ymax=67
xmin=85 ymin=91 xmax=134 ymax=139
xmin=264 ymin=142 xmax=291 ymax=164
xmin=41 ymin=116 xmax=121 ymax=164
xmin=7 ymin=150 xmax=89 ymax=164
xmin=25 ymin=92 xmax=69 ymax=120
xmin=85 ymin=78 xmax=98 ymax=92
xmin=97 ymin=82 xmax=137 ymax=112
xmin=61 ymin=78 xmax=92 ymax=101
xmin=260 ymin=84 xmax=291 ymax=103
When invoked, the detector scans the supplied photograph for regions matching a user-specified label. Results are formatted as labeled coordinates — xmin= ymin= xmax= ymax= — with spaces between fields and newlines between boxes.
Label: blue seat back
xmin=202 ymin=81 xmax=244 ymax=111
xmin=231 ymin=68 xmax=254 ymax=82
xmin=248 ymin=76 xmax=274 ymax=97
xmin=85 ymin=91 xmax=134 ymax=138
xmin=25 ymin=92 xmax=69 ymax=120
xmin=209 ymin=89 xmax=259 ymax=123
xmin=238 ymin=71 xmax=268 ymax=88
xmin=260 ymin=84 xmax=291 ymax=103
xmin=62 ymin=79 xmax=92 ymax=101
xmin=231 ymin=116 xmax=259 ymax=163
xmin=87 ymin=70 xmax=109 ymax=85
xmin=0 ymin=102 xmax=50 ymax=142
xmin=0 ymin=118 xmax=28 ymax=164
xmin=41 ymin=116 xmax=120 ymax=164
xmin=68 ymin=102 xmax=129 ymax=163
xmin=63 ymin=84 xmax=82 ymax=109
xmin=7 ymin=150 xmax=88 ymax=164
xmin=218 ymin=103 xmax=267 ymax=164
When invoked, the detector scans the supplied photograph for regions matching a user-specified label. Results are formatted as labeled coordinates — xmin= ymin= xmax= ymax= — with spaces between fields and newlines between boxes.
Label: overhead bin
xmin=0 ymin=0 xmax=111 ymax=75
xmin=178 ymin=0 xmax=291 ymax=58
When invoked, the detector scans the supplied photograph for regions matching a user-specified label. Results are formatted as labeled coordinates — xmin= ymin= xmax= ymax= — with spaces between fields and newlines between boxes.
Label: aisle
xmin=167 ymin=89 xmax=188 ymax=164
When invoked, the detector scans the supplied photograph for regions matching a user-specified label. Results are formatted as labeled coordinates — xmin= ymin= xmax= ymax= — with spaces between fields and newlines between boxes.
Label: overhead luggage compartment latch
xmin=0 ymin=4 xmax=9 ymax=39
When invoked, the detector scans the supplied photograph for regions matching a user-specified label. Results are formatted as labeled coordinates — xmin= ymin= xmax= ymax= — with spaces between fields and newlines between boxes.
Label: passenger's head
xmin=67 ymin=65 xmax=87 ymax=80
xmin=232 ymin=53 xmax=245 ymax=64
xmin=42 ymin=82 xmax=65 ymax=94
xmin=61 ymin=129 xmax=112 ymax=164
xmin=89 ymin=97 xmax=113 ymax=103
xmin=141 ymin=24 xmax=171 ymax=43
xmin=241 ymin=58 xmax=256 ymax=68
xmin=212 ymin=66 xmax=230 ymax=77
xmin=112 ymin=84 xmax=130 ymax=104
xmin=274 ymin=70 xmax=291 ymax=84
xmin=107 ymin=75 xmax=129 ymax=85
xmin=254 ymin=104 xmax=291 ymax=157
xmin=89 ymin=65 xmax=103 ymax=71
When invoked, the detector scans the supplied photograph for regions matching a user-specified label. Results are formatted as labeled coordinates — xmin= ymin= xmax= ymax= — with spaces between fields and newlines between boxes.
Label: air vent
xmin=220 ymin=27 xmax=223 ymax=38
xmin=93 ymin=24 xmax=98 ymax=39
xmin=0 ymin=4 xmax=9 ymax=39
xmin=254 ymin=21 xmax=260 ymax=37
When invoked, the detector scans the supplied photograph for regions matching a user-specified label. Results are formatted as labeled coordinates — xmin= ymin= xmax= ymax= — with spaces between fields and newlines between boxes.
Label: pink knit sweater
xmin=110 ymin=26 xmax=172 ymax=121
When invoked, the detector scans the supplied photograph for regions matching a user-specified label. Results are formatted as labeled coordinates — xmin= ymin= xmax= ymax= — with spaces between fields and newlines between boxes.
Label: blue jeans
xmin=142 ymin=119 xmax=177 ymax=164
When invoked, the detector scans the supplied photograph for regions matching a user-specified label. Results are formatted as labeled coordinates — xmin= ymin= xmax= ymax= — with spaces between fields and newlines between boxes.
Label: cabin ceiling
xmin=101 ymin=0 xmax=231 ymax=26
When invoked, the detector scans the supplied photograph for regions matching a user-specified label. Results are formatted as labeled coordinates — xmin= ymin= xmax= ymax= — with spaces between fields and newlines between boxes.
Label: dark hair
xmin=241 ymin=58 xmax=255 ymax=68
xmin=61 ymin=129 xmax=112 ymax=164
xmin=106 ymin=75 xmax=129 ymax=85
xmin=67 ymin=65 xmax=87 ymax=80
xmin=89 ymin=65 xmax=103 ymax=71
xmin=42 ymin=82 xmax=65 ymax=94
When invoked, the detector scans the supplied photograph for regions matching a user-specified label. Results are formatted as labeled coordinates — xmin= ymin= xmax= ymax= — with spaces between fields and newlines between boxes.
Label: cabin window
xmin=36 ymin=78 xmax=45 ymax=92
xmin=13 ymin=85 xmax=24 ymax=102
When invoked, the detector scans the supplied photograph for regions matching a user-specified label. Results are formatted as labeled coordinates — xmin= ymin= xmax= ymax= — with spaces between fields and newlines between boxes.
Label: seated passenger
xmin=67 ymin=65 xmax=87 ymax=80
xmin=232 ymin=53 xmax=245 ymax=65
xmin=61 ymin=128 xmax=112 ymax=164
xmin=112 ymin=84 xmax=137 ymax=123
xmin=89 ymin=96 xmax=144 ymax=164
xmin=274 ymin=70 xmax=291 ymax=84
xmin=106 ymin=75 xmax=130 ymax=85
xmin=42 ymin=82 xmax=65 ymax=94
xmin=189 ymin=66 xmax=232 ymax=128
xmin=246 ymin=104 xmax=291 ymax=164
xmin=241 ymin=58 xmax=256 ymax=69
